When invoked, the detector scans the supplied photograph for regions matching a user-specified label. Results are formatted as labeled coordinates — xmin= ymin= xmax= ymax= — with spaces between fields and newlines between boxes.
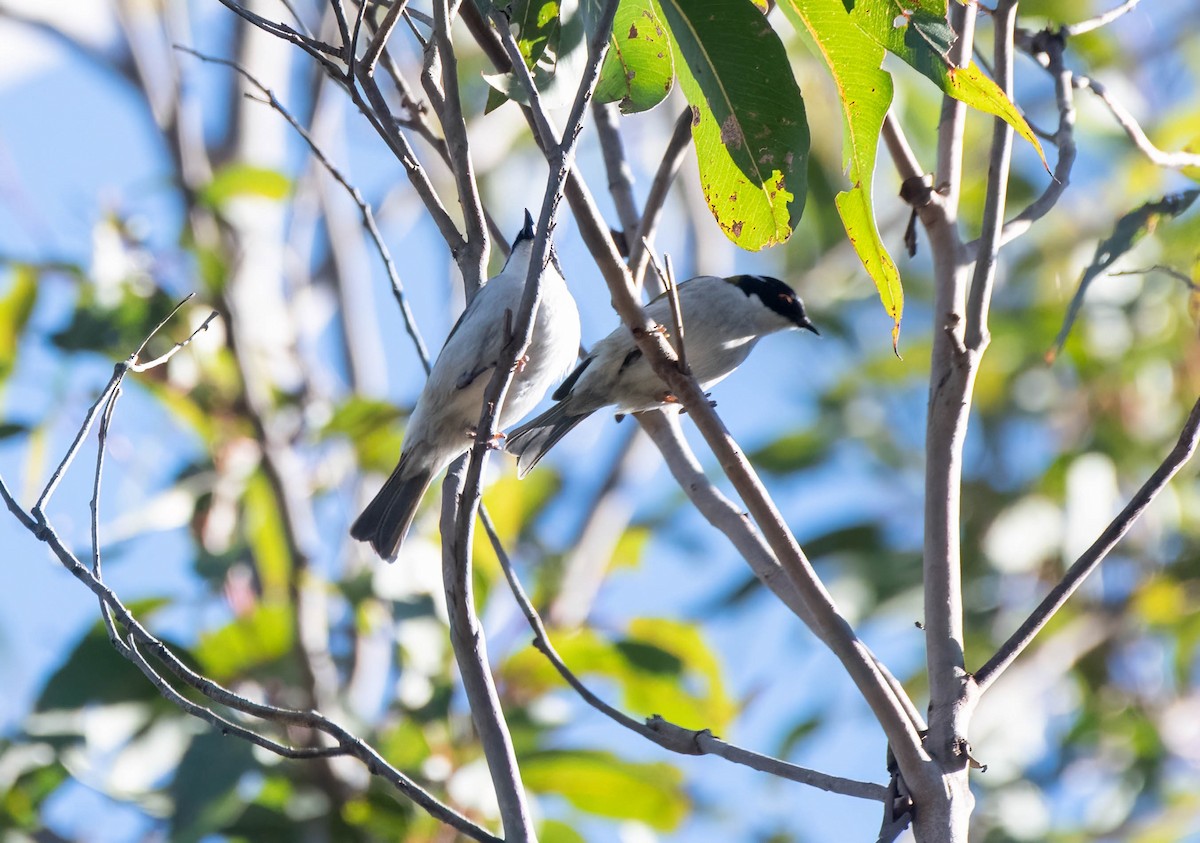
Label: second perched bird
xmin=351 ymin=212 xmax=581 ymax=560
xmin=506 ymin=273 xmax=818 ymax=477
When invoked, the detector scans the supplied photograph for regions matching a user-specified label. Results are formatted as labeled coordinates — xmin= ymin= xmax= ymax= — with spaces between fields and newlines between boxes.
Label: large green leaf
xmin=852 ymin=2 xmax=1047 ymax=169
xmin=194 ymin=603 xmax=294 ymax=682
xmin=780 ymin=0 xmax=903 ymax=347
xmin=656 ymin=0 xmax=809 ymax=250
xmin=242 ymin=470 xmax=292 ymax=603
xmin=595 ymin=0 xmax=674 ymax=113
xmin=521 ymin=749 xmax=687 ymax=829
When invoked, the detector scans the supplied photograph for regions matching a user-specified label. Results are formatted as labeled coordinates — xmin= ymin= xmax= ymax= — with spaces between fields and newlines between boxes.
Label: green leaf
xmin=169 ymin=731 xmax=256 ymax=843
xmin=657 ymin=0 xmax=809 ymax=250
xmin=595 ymin=0 xmax=674 ymax=114
xmin=0 ymin=266 xmax=38 ymax=384
xmin=748 ymin=428 xmax=828 ymax=474
xmin=194 ymin=603 xmax=294 ymax=682
xmin=319 ymin=396 xmax=406 ymax=474
xmin=37 ymin=599 xmax=171 ymax=711
xmin=1050 ymin=189 xmax=1200 ymax=359
xmin=779 ymin=0 xmax=903 ymax=348
xmin=521 ymin=750 xmax=687 ymax=829
xmin=503 ymin=619 xmax=734 ymax=730
xmin=484 ymin=0 xmax=586 ymax=111
xmin=853 ymin=3 xmax=1047 ymax=170
xmin=242 ymin=470 xmax=292 ymax=603
xmin=540 ymin=818 xmax=588 ymax=843
xmin=199 ymin=164 xmax=291 ymax=208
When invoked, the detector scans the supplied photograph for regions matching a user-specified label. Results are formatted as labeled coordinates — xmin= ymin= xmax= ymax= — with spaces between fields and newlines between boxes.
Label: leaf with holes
xmin=780 ymin=0 xmax=903 ymax=349
xmin=656 ymin=0 xmax=809 ymax=250
xmin=596 ymin=0 xmax=674 ymax=113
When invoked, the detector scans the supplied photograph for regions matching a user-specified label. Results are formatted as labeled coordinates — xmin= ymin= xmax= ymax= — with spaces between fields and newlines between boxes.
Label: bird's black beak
xmin=801 ymin=317 xmax=820 ymax=336
xmin=510 ymin=209 xmax=537 ymax=251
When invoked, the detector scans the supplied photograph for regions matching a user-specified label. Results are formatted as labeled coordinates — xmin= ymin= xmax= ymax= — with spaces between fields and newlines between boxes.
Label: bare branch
xmin=362 ymin=0 xmax=408 ymax=77
xmin=973 ymin=397 xmax=1200 ymax=692
xmin=1064 ymin=0 xmax=1143 ymax=36
xmin=986 ymin=29 xmax=1077 ymax=251
xmin=431 ymin=0 xmax=490 ymax=297
xmin=480 ymin=511 xmax=889 ymax=802
xmin=1074 ymin=73 xmax=1200 ymax=170
xmin=593 ymin=101 xmax=643 ymax=242
xmin=441 ymin=2 xmax=625 ymax=837
xmin=964 ymin=0 xmax=1019 ymax=352
xmin=0 ymin=475 xmax=502 ymax=842
xmin=882 ymin=111 xmax=925 ymax=184
xmin=178 ymin=46 xmax=433 ymax=372
xmin=629 ymin=108 xmax=693 ymax=290
xmin=1110 ymin=265 xmax=1198 ymax=289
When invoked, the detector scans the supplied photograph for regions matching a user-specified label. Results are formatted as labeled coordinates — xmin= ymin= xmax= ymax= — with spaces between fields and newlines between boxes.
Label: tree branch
xmin=973 ymin=396 xmax=1200 ymax=692
xmin=480 ymin=512 xmax=889 ymax=802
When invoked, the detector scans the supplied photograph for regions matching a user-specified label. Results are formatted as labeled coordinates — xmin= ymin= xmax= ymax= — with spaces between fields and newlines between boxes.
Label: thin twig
xmin=178 ymin=46 xmax=433 ymax=372
xmin=629 ymin=108 xmax=693 ymax=290
xmin=442 ymin=2 xmax=623 ymax=835
xmin=480 ymin=512 xmax=888 ymax=802
xmin=432 ymin=0 xmax=489 ymax=297
xmin=91 ymin=387 xmax=125 ymax=652
xmin=644 ymin=244 xmax=687 ymax=373
xmin=362 ymin=0 xmax=408 ymax=77
xmin=1064 ymin=0 xmax=1142 ymax=36
xmin=1075 ymin=73 xmax=1200 ymax=170
xmin=593 ymin=101 xmax=643 ymax=242
xmin=974 ymin=397 xmax=1200 ymax=692
xmin=0 ymin=476 xmax=501 ymax=843
xmin=1110 ymin=265 xmax=1197 ymax=289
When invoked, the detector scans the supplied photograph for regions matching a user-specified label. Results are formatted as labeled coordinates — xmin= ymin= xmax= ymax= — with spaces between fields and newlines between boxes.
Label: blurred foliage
xmin=2 ymin=1 xmax=1200 ymax=842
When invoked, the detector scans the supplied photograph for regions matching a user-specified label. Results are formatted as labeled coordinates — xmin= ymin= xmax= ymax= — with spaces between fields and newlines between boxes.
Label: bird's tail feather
xmin=506 ymin=404 xmax=591 ymax=478
xmin=350 ymin=456 xmax=436 ymax=561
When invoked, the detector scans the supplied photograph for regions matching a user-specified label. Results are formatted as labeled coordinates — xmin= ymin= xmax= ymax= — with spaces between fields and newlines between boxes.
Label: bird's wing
xmin=436 ymin=279 xmax=519 ymax=392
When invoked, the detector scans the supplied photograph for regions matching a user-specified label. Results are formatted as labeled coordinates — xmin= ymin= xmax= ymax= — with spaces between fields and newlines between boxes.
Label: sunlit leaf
xmin=1049 ymin=189 xmax=1200 ymax=360
xmin=484 ymin=0 xmax=586 ymax=110
xmin=852 ymin=2 xmax=1046 ymax=170
xmin=194 ymin=603 xmax=294 ymax=682
xmin=540 ymin=818 xmax=588 ymax=843
xmin=0 ymin=266 xmax=38 ymax=384
xmin=199 ymin=164 xmax=291 ymax=208
xmin=779 ymin=0 xmax=903 ymax=347
xmin=657 ymin=0 xmax=809 ymax=250
xmin=242 ymin=470 xmax=292 ymax=603
xmin=521 ymin=749 xmax=687 ymax=829
xmin=595 ymin=0 xmax=674 ymax=113
xmin=319 ymin=396 xmax=406 ymax=474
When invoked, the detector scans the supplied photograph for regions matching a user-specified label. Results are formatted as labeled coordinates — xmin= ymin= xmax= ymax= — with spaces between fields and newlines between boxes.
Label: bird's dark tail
xmin=350 ymin=456 xmax=436 ymax=561
xmin=506 ymin=404 xmax=591 ymax=478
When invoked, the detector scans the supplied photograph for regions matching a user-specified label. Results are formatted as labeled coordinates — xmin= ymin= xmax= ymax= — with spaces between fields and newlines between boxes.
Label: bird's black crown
xmin=727 ymin=274 xmax=819 ymax=334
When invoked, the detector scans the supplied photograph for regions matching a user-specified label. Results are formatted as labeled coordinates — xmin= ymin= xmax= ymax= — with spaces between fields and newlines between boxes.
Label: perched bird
xmin=506 ymin=274 xmax=818 ymax=477
xmin=351 ymin=212 xmax=581 ymax=560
